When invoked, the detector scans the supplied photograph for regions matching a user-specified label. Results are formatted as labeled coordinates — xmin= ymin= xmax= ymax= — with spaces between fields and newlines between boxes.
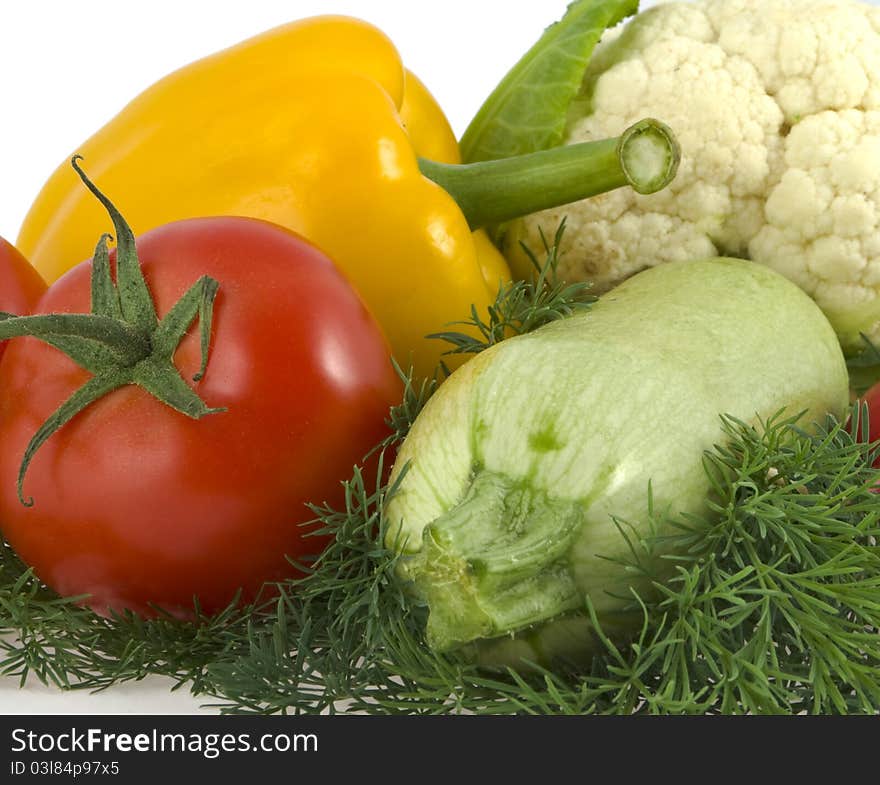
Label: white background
xmin=1 ymin=0 xmax=878 ymax=714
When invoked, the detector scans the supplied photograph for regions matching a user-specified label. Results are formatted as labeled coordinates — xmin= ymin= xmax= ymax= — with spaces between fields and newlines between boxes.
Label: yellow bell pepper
xmin=18 ymin=16 xmax=677 ymax=379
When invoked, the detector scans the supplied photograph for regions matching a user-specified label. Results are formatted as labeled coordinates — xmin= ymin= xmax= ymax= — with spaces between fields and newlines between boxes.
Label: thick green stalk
xmin=420 ymin=118 xmax=680 ymax=230
xmin=399 ymin=471 xmax=585 ymax=652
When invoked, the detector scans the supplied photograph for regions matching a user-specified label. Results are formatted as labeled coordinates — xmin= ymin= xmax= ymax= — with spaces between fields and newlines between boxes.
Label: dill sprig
xmin=198 ymin=406 xmax=880 ymax=715
xmin=3 ymin=227 xmax=880 ymax=714
xmin=585 ymin=409 xmax=880 ymax=714
xmin=427 ymin=220 xmax=595 ymax=356
xmin=1 ymin=538 xmax=264 ymax=693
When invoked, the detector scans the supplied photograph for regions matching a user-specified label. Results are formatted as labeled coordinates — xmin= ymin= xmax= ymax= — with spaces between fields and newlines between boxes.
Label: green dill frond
xmin=379 ymin=361 xmax=438 ymax=451
xmin=201 ymin=406 xmax=880 ymax=716
xmin=428 ymin=221 xmax=596 ymax=356
xmin=1 ymin=536 xmax=263 ymax=693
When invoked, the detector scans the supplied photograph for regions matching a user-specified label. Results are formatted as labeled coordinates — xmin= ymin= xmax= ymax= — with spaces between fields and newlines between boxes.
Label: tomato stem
xmin=2 ymin=158 xmax=226 ymax=507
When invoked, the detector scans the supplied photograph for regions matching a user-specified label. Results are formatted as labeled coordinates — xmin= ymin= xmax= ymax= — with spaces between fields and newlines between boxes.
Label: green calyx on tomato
xmin=0 ymin=156 xmax=225 ymax=506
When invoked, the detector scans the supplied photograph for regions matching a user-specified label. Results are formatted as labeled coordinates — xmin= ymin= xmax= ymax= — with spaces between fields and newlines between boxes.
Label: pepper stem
xmin=399 ymin=470 xmax=585 ymax=652
xmin=419 ymin=118 xmax=680 ymax=230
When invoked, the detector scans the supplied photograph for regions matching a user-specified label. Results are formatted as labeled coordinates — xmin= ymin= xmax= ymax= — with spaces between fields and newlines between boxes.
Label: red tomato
xmin=0 ymin=218 xmax=401 ymax=616
xmin=0 ymin=237 xmax=46 ymax=355
xmin=862 ymin=382 xmax=880 ymax=454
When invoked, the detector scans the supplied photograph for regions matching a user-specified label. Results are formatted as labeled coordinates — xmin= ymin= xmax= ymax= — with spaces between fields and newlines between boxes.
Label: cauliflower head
xmin=507 ymin=0 xmax=880 ymax=347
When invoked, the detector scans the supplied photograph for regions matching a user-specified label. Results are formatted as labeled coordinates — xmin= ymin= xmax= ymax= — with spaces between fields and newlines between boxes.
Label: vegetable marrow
xmin=385 ymin=258 xmax=849 ymax=666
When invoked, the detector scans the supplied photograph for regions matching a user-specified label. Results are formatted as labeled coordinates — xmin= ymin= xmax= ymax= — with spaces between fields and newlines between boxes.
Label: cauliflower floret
xmin=509 ymin=0 xmax=880 ymax=345
xmin=752 ymin=109 xmax=880 ymax=341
